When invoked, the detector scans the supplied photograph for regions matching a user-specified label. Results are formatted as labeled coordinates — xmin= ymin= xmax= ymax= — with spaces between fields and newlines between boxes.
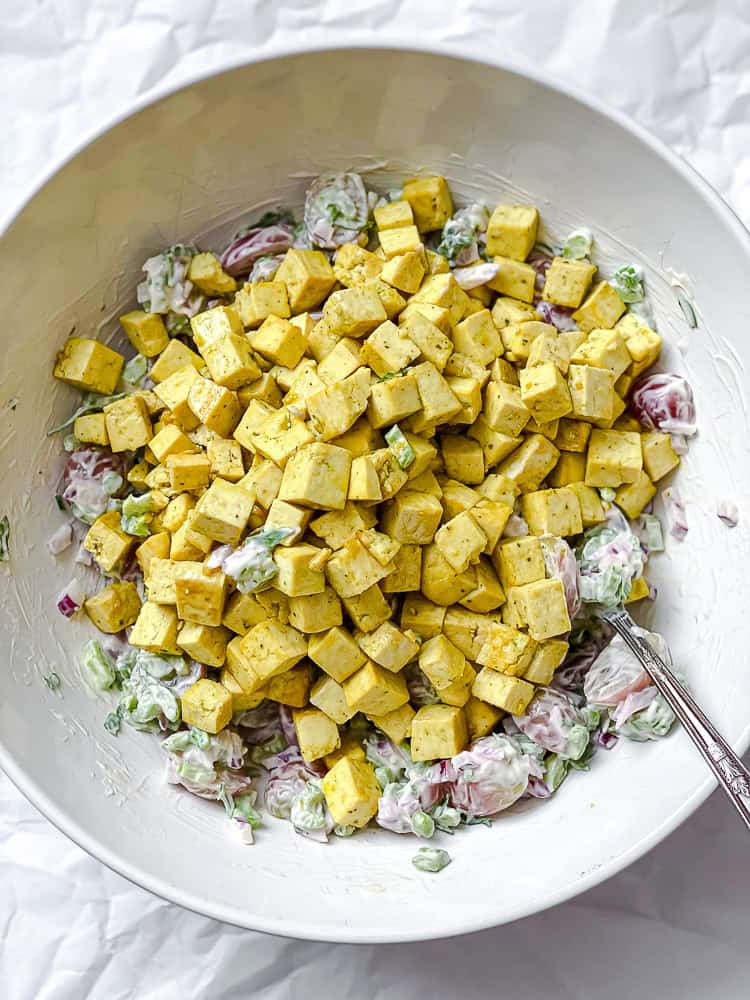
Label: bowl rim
xmin=2 ymin=39 xmax=749 ymax=944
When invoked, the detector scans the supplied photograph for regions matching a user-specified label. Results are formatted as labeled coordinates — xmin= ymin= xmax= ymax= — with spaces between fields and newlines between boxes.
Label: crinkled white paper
xmin=3 ymin=1 xmax=750 ymax=997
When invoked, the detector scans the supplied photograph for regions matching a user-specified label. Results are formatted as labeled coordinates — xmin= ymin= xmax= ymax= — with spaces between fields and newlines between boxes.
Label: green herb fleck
xmin=43 ymin=672 xmax=61 ymax=690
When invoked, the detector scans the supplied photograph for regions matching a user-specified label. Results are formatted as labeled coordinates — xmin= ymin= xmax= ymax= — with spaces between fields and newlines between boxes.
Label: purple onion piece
xmin=220 ymin=224 xmax=295 ymax=276
xmin=717 ymin=500 xmax=739 ymax=528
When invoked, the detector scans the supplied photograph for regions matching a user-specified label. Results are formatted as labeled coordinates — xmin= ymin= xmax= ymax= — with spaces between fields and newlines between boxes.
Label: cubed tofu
xmin=500 ymin=320 xmax=554 ymax=363
xmin=400 ymin=594 xmax=446 ymax=638
xmin=306 ymin=673 xmax=353 ymax=724
xmin=149 ymin=424 xmax=196 ymax=464
xmin=357 ymin=528 xmax=401 ymax=567
xmin=472 ymin=668 xmax=534 ymax=714
xmin=357 ymin=448 xmax=409 ymax=502
xmin=492 ymin=536 xmax=545 ymax=588
xmin=435 ymin=510 xmax=487 ymax=573
xmin=411 ymin=273 xmax=469 ymax=326
xmin=512 ymin=578 xmax=571 ymax=641
xmin=135 ymin=531 xmax=171 ymax=577
xmin=402 ymin=176 xmax=453 ymax=232
xmin=452 ymin=309 xmax=503 ymax=365
xmin=129 ymin=601 xmax=180 ymax=654
xmin=332 ymin=419 xmax=385 ymax=460
xmin=190 ymin=305 xmax=244 ymax=349
xmin=306 ymin=368 xmax=371 ymax=440
xmin=374 ymin=200 xmax=414 ymax=231
xmin=521 ymin=486 xmax=583 ymax=536
xmin=200 ymin=334 xmax=261 ymax=390
xmin=293 ymin=707 xmax=340 ymax=762
xmin=187 ymin=378 xmax=241 ymax=436
xmin=404 ymin=432 xmax=438 ymax=478
xmin=567 ymin=481 xmax=607 ymax=527
xmin=548 ymin=451 xmax=586 ymax=487
xmin=343 ymin=660 xmax=409 ymax=715
xmin=491 ymin=296 xmax=539 ymax=330
xmin=496 ymin=433 xmax=560 ymax=491
xmin=399 ymin=301 xmax=452 ymax=337
xmin=177 ymin=622 xmax=231 ymax=667
xmin=262 ymin=499 xmax=311 ymax=546
xmin=526 ymin=329 xmax=571 ymax=374
xmin=275 ymin=249 xmax=337 ymax=313
xmin=626 ymin=575 xmax=651 ymax=604
xmin=410 ymin=362 xmax=462 ymax=427
xmin=555 ymin=418 xmax=592 ymax=453
xmin=470 ymin=499 xmax=513 ymax=553
xmin=316 ymin=338 xmax=362 ymax=385
xmin=237 ymin=456 xmax=283 ymax=509
xmin=104 ymin=395 xmax=153 ymax=452
xmin=399 ymin=311 xmax=453 ymax=370
xmin=367 ymin=702 xmax=416 ymax=742
xmin=571 ymin=328 xmax=631 ymax=379
xmin=361 ymin=320 xmax=421 ymax=376
xmin=519 ymin=362 xmax=572 ymax=424
xmin=614 ymin=469 xmax=657 ymax=518
xmin=187 ymin=252 xmax=237 ymax=295
xmin=192 ymin=478 xmax=255 ymax=544
xmin=381 ymin=543 xmax=422 ymax=593
xmin=616 ymin=313 xmax=662 ymax=369
xmin=641 ymin=431 xmax=680 ymax=481
xmin=325 ymin=538 xmax=393 ymax=598
xmin=333 ymin=243 xmax=385 ymax=288
xmin=585 ymin=429 xmax=643 ymax=487
xmin=84 ymin=581 xmax=141 ymax=633
xmin=436 ymin=662 xmax=477 ymax=708
xmin=248 ymin=315 xmax=305 ymax=368
xmin=273 ymin=544 xmax=328 ymax=597
xmin=567 ymin=364 xmax=616 ymax=423
xmin=145 ymin=558 xmax=204 ymax=604
xmin=222 ymin=591 xmax=266 ymax=635
xmin=476 ymin=472 xmax=519 ymax=506
xmin=466 ymin=418 xmax=521 ymax=468
xmin=309 ymin=502 xmax=377 ymax=549
xmin=341 ymin=585 xmax=393 ymax=633
xmin=175 ymin=568 xmax=227 ymax=627
xmin=460 ymin=558 xmax=506 ymax=612
xmin=486 ymin=204 xmax=539 ymax=260
xmin=74 ymin=412 xmax=109 ymax=446
xmin=83 ymin=511 xmax=135 ymax=573
xmin=266 ymin=662 xmax=315 ymax=708
xmin=181 ymin=678 xmax=233 ymax=734
xmin=150 ymin=339 xmax=203 ymax=383
xmin=572 ymin=281 xmax=626 ymax=332
xmin=444 ymin=351 xmax=492 ymax=384
xmin=119 ymin=310 xmax=169 ymax=357
xmin=237 ymin=620 xmax=308 ymax=684
xmin=440 ymin=435 xmax=485 ymax=485
xmin=166 ymin=452 xmax=211 ymax=491
xmin=477 ymin=622 xmax=536 ymax=675
xmin=278 ymin=442 xmax=352 ymax=510
xmin=410 ymin=704 xmax=468 ymax=761
xmin=237 ymin=372 xmax=283 ymax=409
xmin=380 ymin=250 xmax=425 ymax=294
xmin=380 ymin=489 xmax=443 ymax=544
xmin=542 ymin=257 xmax=597 ymax=308
xmin=153 ymin=365 xmax=201 ymax=430
xmin=487 ymin=256 xmax=536 ymax=303
xmin=206 ymin=438 xmax=244 ymax=483
xmin=321 ymin=756 xmax=381 ymax=828
xmin=53 ymin=337 xmax=124 ymax=394
xmin=366 ymin=278 xmax=407 ymax=321
xmin=439 ymin=479 xmax=481 ymax=518
xmin=464 ymin=696 xmax=504 ymax=739
xmin=287 ymin=587 xmax=343 ymax=633
xmin=357 ymin=621 xmax=419 ymax=673
xmin=418 ymin=634 xmax=466 ymax=690
xmin=483 ymin=381 xmax=531 ymax=437
xmin=378 ymin=225 xmax=423 ymax=260
xmin=368 ymin=373 xmax=422 ymax=428
xmin=524 ymin=639 xmax=569 ymax=685
xmin=308 ymin=626 xmax=367 ymax=682
xmin=445 ymin=376 xmax=483 ymax=425
xmin=220 ymin=668 xmax=267 ymax=711
xmin=323 ymin=286 xmax=387 ymax=338
xmin=421 ymin=544 xmax=477 ymax=606
xmin=234 ymin=280 xmax=291 ymax=327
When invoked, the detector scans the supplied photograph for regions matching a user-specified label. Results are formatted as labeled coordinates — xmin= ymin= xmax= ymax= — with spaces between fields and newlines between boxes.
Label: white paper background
xmin=2 ymin=1 xmax=750 ymax=997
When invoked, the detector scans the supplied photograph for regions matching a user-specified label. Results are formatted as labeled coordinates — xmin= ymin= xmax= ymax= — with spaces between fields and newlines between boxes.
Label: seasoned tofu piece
xmin=491 ymin=296 xmax=539 ymax=330
xmin=361 ymin=320 xmax=421 ymax=376
xmin=542 ymin=257 xmax=596 ymax=308
xmin=410 ymin=361 xmax=462 ymax=427
xmin=309 ymin=674 xmax=355 ymax=724
xmin=378 ymin=225 xmax=423 ymax=259
xmin=153 ymin=365 xmax=201 ymax=430
xmin=83 ymin=511 xmax=135 ymax=574
xmin=275 ymin=249 xmax=336 ymax=313
xmin=266 ymin=663 xmax=315 ymax=708
xmin=317 ymin=338 xmax=363 ymax=384
xmin=129 ymin=601 xmax=180 ymax=654
xmin=367 ymin=702 xmax=416 ymax=743
xmin=341 ymin=584 xmax=392 ymax=633
xmin=464 ymin=696 xmax=504 ymax=740
xmin=486 ymin=256 xmax=536 ymax=303
xmin=555 ymin=418 xmax=592 ymax=453
xmin=273 ymin=544 xmax=329 ymax=597
xmin=419 ymin=634 xmax=466 ymax=690
xmin=200 ymin=334 xmax=262 ymax=389
xmin=381 ymin=543 xmax=422 ymax=593
xmin=181 ymin=679 xmax=233 ymax=734
xmin=440 ymin=435 xmax=485 ymax=485
xmin=178 ymin=622 xmax=231 ymax=668
xmin=357 ymin=621 xmax=420 ymax=672
xmin=380 ymin=489 xmax=443 ymax=544
xmin=501 ymin=320 xmax=553 ymax=363
xmin=521 ymin=486 xmax=583 ymax=537
xmin=641 ymin=431 xmax=680 ymax=481
xmin=472 ymin=668 xmax=534 ymax=715
xmin=293 ymin=707 xmax=341 ymax=762
xmin=421 ymin=543 xmax=476 ymax=606
xmin=483 ymin=381 xmax=531 ymax=437
xmin=206 ymin=438 xmax=244 ymax=482
xmin=84 ymin=582 xmax=141 ymax=634
xmin=238 ymin=456 xmax=283 ymax=509
xmin=367 ymin=372 xmax=422 ymax=428
xmin=237 ymin=620 xmax=308 ymax=683
xmin=477 ymin=621 xmax=536 ymax=675
xmin=321 ymin=756 xmax=381 ymax=828
xmin=323 ymin=286 xmax=387 ymax=337
xmin=343 ymin=660 xmax=409 ymax=715
xmin=452 ymin=309 xmax=503 ymax=366
xmin=470 ymin=498 xmax=513 ymax=552
xmin=309 ymin=502 xmax=377 ymax=549
xmin=359 ymin=448 xmax=409 ymax=501
xmin=219 ymin=669 xmax=267 ymax=712
xmin=287 ymin=587 xmax=343 ymax=633
xmin=380 ymin=250 xmax=426 ymax=294
xmin=74 ymin=412 xmax=109 ymax=446
xmin=175 ymin=568 xmax=228 ymax=626
xmin=434 ymin=510 xmax=487 ymax=573
xmin=400 ymin=311 xmax=453 ymax=370
xmin=524 ymin=639 xmax=569 ymax=685
xmin=104 ymin=395 xmax=153 ymax=452
xmin=567 ymin=481 xmax=607 ymax=527
xmin=466 ymin=418 xmax=521 ymax=468
xmin=222 ymin=591 xmax=267 ymax=635
xmin=333 ymin=243 xmax=384 ymax=288
xmin=233 ymin=280 xmax=290 ymax=327
xmin=614 ymin=469 xmax=656 ymax=518
xmin=308 ymin=626 xmax=367 ymax=682
xmin=263 ymin=499 xmax=311 ymax=546
xmin=567 ymin=364 xmax=616 ymax=423
xmin=333 ymin=418 xmax=385 ymax=460
xmin=400 ymin=594 xmax=446 ymax=638
xmin=53 ymin=337 xmax=124 ymax=394
xmin=616 ymin=313 xmax=662 ymax=371
xmin=374 ymin=200 xmax=415 ymax=231
xmin=190 ymin=304 xmax=244 ymax=349
xmin=149 ymin=424 xmax=196 ymax=463
xmin=192 ymin=478 xmax=255 ymax=543
xmin=357 ymin=528 xmax=401 ymax=567
xmin=496 ymin=434 xmax=560 ymax=492
xmin=243 ymin=407 xmax=314 ymax=468
xmin=510 ymin=578 xmax=571 ymax=641
xmin=460 ymin=557 xmax=506 ymax=612
xmin=519 ymin=362 xmax=572 ymax=424
xmin=526 ymin=329 xmax=571 ymax=374
xmin=119 ymin=310 xmax=169 ymax=357
xmin=135 ymin=532 xmax=171 ymax=577
xmin=572 ymin=281 xmax=626 ymax=332
xmin=402 ymin=175 xmax=453 ymax=232
xmin=548 ymin=451 xmax=587 ymax=487
xmin=585 ymin=429 xmax=643 ymax=487
xmin=571 ymin=328 xmax=631 ymax=379
xmin=411 ymin=273 xmax=470 ymax=326
xmin=150 ymin=339 xmax=203 ymax=383
xmin=486 ymin=204 xmax=539 ymax=260
xmin=410 ymin=705 xmax=468 ymax=761
xmin=445 ymin=375 xmax=483 ymax=425
xmin=306 ymin=368 xmax=371 ymax=440
xmin=166 ymin=452 xmax=211 ymax=492
xmin=493 ymin=536 xmax=545 ymax=588
xmin=279 ymin=442 xmax=352 ymax=510
xmin=187 ymin=378 xmax=241 ymax=436
xmin=325 ymin=537 xmax=393 ymax=597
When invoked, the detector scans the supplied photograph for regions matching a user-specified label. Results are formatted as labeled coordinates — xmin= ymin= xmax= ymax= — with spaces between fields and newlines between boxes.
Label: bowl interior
xmin=1 ymin=47 xmax=749 ymax=942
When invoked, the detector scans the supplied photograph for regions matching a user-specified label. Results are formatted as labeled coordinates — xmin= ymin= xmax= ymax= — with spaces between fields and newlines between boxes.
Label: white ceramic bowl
xmin=1 ymin=45 xmax=749 ymax=943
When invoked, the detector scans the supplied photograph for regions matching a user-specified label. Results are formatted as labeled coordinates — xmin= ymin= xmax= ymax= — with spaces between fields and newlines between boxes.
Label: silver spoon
xmin=600 ymin=607 xmax=750 ymax=832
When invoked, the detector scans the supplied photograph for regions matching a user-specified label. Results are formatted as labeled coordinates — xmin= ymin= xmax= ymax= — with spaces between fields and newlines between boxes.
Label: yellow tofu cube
xmin=84 ymin=581 xmax=141 ymax=633
xmin=491 ymin=296 xmax=539 ymax=330
xmin=409 ymin=361 xmax=461 ymax=427
xmin=466 ymin=418 xmax=521 ymax=468
xmin=493 ymin=535 xmax=545 ymax=588
xmin=273 ymin=544 xmax=328 ymax=597
xmin=343 ymin=660 xmax=409 ymax=715
xmin=187 ymin=252 xmax=237 ymax=296
xmin=190 ymin=305 xmax=244 ymax=349
xmin=103 ymin=395 xmax=153 ymax=452
xmin=435 ymin=510 xmax=487 ymax=574
xmin=206 ymin=438 xmax=244 ymax=483
xmin=331 ymin=419 xmax=385 ymax=462
xmin=483 ymin=381 xmax=531 ymax=437
xmin=177 ymin=621 xmax=231 ymax=667
xmin=306 ymin=368 xmax=371 ymax=440
xmin=519 ymin=362 xmax=573 ymax=424
xmin=572 ymin=281 xmax=626 ymax=332
xmin=410 ymin=273 xmax=470 ymax=326
xmin=221 ymin=591 xmax=266 ymax=636
xmin=442 ymin=607 xmax=499 ymax=659
xmin=308 ymin=673 xmax=354 ymax=724
xmin=358 ymin=448 xmax=408 ymax=502
xmin=219 ymin=668 xmax=267 ymax=711
xmin=367 ymin=373 xmax=422 ymax=428
xmin=487 ymin=256 xmax=536 ymax=303
xmin=200 ymin=334 xmax=261 ymax=390
xmin=381 ymin=489 xmax=443 ymax=544
xmin=548 ymin=451 xmax=587 ymax=487
xmin=242 ymin=406 xmax=315 ymax=467
xmin=278 ymin=442 xmax=352 ymax=511
xmin=309 ymin=502 xmax=377 ymax=549
xmin=524 ymin=639 xmax=569 ymax=685
xmin=325 ymin=537 xmax=392 ymax=598
xmin=149 ymin=424 xmax=196 ymax=464
xmin=614 ymin=469 xmax=657 ymax=518
xmin=374 ymin=200 xmax=415 ymax=230
xmin=526 ymin=329 xmax=571 ymax=374
xmin=436 ymin=662 xmax=477 ymax=708
xmin=83 ymin=511 xmax=135 ymax=573
xmin=380 ymin=250 xmax=425 ymax=294
xmin=501 ymin=320 xmax=554 ymax=363
xmin=451 ymin=308 xmax=502 ymax=365
xmin=472 ymin=668 xmax=534 ymax=714
xmin=361 ymin=320 xmax=421 ymax=377
xmin=332 ymin=243 xmax=384 ymax=288
xmin=445 ymin=375 xmax=483 ymax=425
xmin=476 ymin=472 xmax=520 ymax=505
xmin=555 ymin=418 xmax=592 ymax=452
xmin=53 ymin=337 xmax=124 ymax=394
xmin=616 ymin=313 xmax=662 ymax=368
xmin=464 ymin=696 xmax=504 ymax=739
xmin=438 ymin=479 xmax=481 ymax=518
xmin=145 ymin=557 xmax=204 ymax=604
xmin=237 ymin=620 xmax=308 ymax=684
xmin=266 ymin=662 xmax=315 ymax=708
xmin=175 ymin=568 xmax=227 ymax=626
xmin=149 ymin=339 xmax=203 ymax=383
xmin=357 ymin=621 xmax=419 ymax=673
xmin=470 ymin=499 xmax=513 ymax=553
xmin=381 ymin=544 xmax=422 ymax=593
xmin=400 ymin=594 xmax=446 ymax=638
xmin=275 ymin=249 xmax=336 ymax=313
xmin=421 ymin=543 xmax=477 ymax=606
xmin=324 ymin=287 xmax=388 ymax=339
xmin=292 ymin=707 xmax=340 ymax=762
xmin=367 ymin=702 xmax=416 ymax=743
xmin=496 ymin=434 xmax=560 ymax=492
xmin=341 ymin=585 xmax=392 ymax=633
xmin=74 ymin=412 xmax=109 ymax=446
xmin=542 ymin=257 xmax=597 ymax=308
xmin=410 ymin=704 xmax=468 ymax=762
xmin=521 ymin=486 xmax=583 ymax=536
xmin=477 ymin=622 xmax=536 ymax=676
xmin=460 ymin=558 xmax=506 ymax=613
xmin=250 ymin=315 xmax=306 ymax=367
xmin=192 ymin=478 xmax=255 ymax=544
xmin=397 ymin=312 xmax=452 ymax=373
xmin=402 ymin=175 xmax=453 ymax=232
xmin=365 ymin=278 xmax=407 ymax=321
xmin=567 ymin=481 xmax=607 ymax=527
xmin=626 ymin=575 xmax=651 ymax=604
xmin=418 ymin=634 xmax=466 ymax=691
xmin=567 ymin=364 xmax=616 ymax=423
xmin=181 ymin=678 xmax=233 ymax=734
xmin=237 ymin=372 xmax=282 ymax=409
xmin=308 ymin=626 xmax=367 ymax=683
xmin=129 ymin=601 xmax=180 ymax=654
xmin=166 ymin=452 xmax=211 ymax=491
xmin=135 ymin=531 xmax=171 ymax=577
xmin=153 ymin=365 xmax=201 ymax=430
xmin=287 ymin=587 xmax=343 ymax=633
xmin=571 ymin=328 xmax=631 ymax=379
xmin=641 ymin=431 xmax=680 ymax=481
xmin=440 ymin=436 xmax=485 ymax=485
xmin=321 ymin=756 xmax=381 ymax=828
xmin=316 ymin=338 xmax=362 ymax=386
xmin=512 ymin=578 xmax=571 ymax=641
xmin=486 ymin=204 xmax=539 ymax=260
xmin=261 ymin=499 xmax=310 ymax=547
xmin=234 ymin=280 xmax=291 ymax=327
xmin=585 ymin=429 xmax=643 ymax=487
xmin=119 ymin=311 xmax=169 ymax=357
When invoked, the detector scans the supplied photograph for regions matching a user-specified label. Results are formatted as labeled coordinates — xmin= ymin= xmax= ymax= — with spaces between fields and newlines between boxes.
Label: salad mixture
xmin=46 ymin=171 xmax=697 ymax=865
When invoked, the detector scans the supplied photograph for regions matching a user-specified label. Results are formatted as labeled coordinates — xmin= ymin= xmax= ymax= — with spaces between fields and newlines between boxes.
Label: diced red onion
xmin=628 ymin=373 xmax=697 ymax=436
xmin=717 ymin=500 xmax=739 ymax=528
xmin=534 ymin=300 xmax=578 ymax=331
xmin=56 ymin=578 xmax=86 ymax=617
xmin=662 ymin=487 xmax=688 ymax=540
xmin=220 ymin=224 xmax=295 ymax=276
xmin=454 ymin=243 xmax=480 ymax=267
xmin=47 ymin=523 xmax=73 ymax=555
xmin=452 ymin=261 xmax=500 ymax=289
